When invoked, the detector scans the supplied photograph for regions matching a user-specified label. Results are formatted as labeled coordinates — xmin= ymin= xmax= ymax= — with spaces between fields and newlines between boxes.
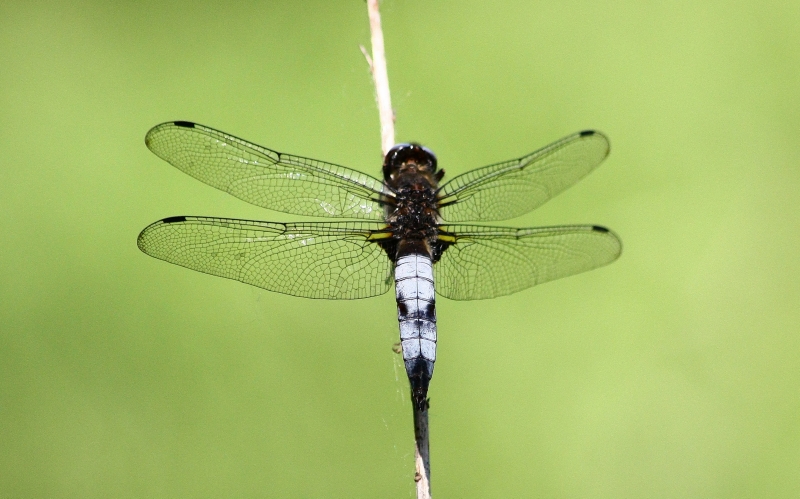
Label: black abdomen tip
xmin=580 ymin=130 xmax=596 ymax=137
xmin=592 ymin=225 xmax=609 ymax=233
xmin=162 ymin=216 xmax=187 ymax=224
xmin=173 ymin=121 xmax=195 ymax=128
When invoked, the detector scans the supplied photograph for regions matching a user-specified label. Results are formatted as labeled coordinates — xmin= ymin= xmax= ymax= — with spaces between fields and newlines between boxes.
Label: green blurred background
xmin=2 ymin=0 xmax=798 ymax=497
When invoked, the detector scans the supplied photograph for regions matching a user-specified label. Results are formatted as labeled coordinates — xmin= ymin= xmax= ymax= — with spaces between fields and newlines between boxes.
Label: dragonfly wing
xmin=138 ymin=217 xmax=393 ymax=299
xmin=434 ymin=224 xmax=621 ymax=300
xmin=438 ymin=131 xmax=610 ymax=222
xmin=145 ymin=122 xmax=389 ymax=220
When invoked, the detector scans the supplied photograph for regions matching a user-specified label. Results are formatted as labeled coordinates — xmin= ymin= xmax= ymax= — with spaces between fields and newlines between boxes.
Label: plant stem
xmin=363 ymin=2 xmax=431 ymax=497
xmin=364 ymin=0 xmax=395 ymax=156
xmin=413 ymin=402 xmax=432 ymax=498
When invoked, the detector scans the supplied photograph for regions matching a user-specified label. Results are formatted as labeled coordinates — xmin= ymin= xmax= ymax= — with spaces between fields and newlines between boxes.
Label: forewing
xmin=137 ymin=217 xmax=393 ymax=299
xmin=145 ymin=122 xmax=389 ymax=220
xmin=435 ymin=224 xmax=621 ymax=300
xmin=438 ymin=131 xmax=610 ymax=222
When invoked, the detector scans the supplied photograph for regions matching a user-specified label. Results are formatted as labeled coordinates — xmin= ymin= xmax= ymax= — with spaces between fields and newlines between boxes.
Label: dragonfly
xmin=137 ymin=121 xmax=622 ymax=409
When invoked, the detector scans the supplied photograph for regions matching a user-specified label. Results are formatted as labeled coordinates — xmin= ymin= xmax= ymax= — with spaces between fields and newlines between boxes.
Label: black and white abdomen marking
xmin=395 ymin=253 xmax=437 ymax=407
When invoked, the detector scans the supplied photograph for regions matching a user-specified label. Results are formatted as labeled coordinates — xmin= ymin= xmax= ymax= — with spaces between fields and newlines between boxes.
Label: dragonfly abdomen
xmin=395 ymin=252 xmax=437 ymax=410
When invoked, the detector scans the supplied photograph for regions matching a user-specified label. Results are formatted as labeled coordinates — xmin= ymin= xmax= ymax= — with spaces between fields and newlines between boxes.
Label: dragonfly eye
xmin=383 ymin=143 xmax=438 ymax=181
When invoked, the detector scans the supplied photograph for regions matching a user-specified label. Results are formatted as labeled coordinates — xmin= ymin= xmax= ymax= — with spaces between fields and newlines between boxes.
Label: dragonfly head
xmin=383 ymin=143 xmax=438 ymax=185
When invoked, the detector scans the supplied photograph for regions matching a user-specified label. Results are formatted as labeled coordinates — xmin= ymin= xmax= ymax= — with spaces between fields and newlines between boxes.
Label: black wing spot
xmin=173 ymin=121 xmax=195 ymax=128
xmin=579 ymin=130 xmax=596 ymax=137
xmin=592 ymin=225 xmax=609 ymax=233
xmin=162 ymin=216 xmax=187 ymax=224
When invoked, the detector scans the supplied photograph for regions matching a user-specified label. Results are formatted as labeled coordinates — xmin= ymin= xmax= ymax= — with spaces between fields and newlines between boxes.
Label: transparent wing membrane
xmin=434 ymin=224 xmax=621 ymax=300
xmin=139 ymin=124 xmax=620 ymax=301
xmin=438 ymin=131 xmax=610 ymax=222
xmin=145 ymin=122 xmax=389 ymax=220
xmin=137 ymin=217 xmax=393 ymax=299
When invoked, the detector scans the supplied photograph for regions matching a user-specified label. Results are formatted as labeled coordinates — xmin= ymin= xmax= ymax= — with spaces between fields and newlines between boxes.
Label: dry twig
xmin=362 ymin=2 xmax=431 ymax=497
xmin=363 ymin=0 xmax=396 ymax=156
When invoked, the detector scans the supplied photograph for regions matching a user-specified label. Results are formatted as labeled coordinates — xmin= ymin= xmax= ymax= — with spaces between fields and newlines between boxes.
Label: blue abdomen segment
xmin=395 ymin=253 xmax=437 ymax=409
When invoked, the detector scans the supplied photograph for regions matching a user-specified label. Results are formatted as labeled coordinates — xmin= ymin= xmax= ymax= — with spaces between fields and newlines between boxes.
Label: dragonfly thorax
xmin=389 ymin=186 xmax=439 ymax=235
xmin=381 ymin=144 xmax=443 ymax=261
xmin=377 ymin=182 xmax=441 ymax=263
